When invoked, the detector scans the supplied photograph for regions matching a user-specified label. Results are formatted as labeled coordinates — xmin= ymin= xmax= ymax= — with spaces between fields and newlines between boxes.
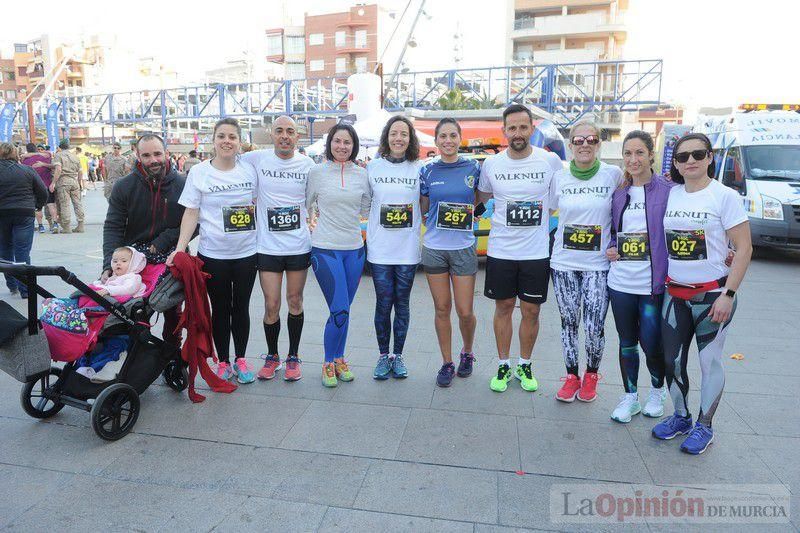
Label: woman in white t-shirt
xmin=551 ymin=120 xmax=623 ymax=403
xmin=167 ymin=118 xmax=258 ymax=384
xmin=367 ymin=116 xmax=422 ymax=381
xmin=652 ymin=133 xmax=752 ymax=455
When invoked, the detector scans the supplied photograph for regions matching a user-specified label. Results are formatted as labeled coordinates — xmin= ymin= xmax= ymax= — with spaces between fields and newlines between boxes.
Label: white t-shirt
xmin=241 ymin=150 xmax=315 ymax=256
xmin=366 ymin=157 xmax=422 ymax=265
xmin=478 ymin=148 xmax=563 ymax=260
xmin=551 ymin=162 xmax=624 ymax=271
xmin=663 ymin=179 xmax=748 ymax=285
xmin=608 ymin=186 xmax=651 ymax=295
xmin=178 ymin=160 xmax=257 ymax=260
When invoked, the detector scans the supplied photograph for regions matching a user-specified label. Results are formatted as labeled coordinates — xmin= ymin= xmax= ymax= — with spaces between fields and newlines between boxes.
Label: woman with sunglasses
xmin=551 ymin=120 xmax=623 ymax=403
xmin=306 ymin=123 xmax=371 ymax=387
xmin=606 ymin=130 xmax=672 ymax=422
xmin=652 ymin=133 xmax=751 ymax=454
xmin=367 ymin=116 xmax=422 ymax=380
xmin=419 ymin=118 xmax=481 ymax=387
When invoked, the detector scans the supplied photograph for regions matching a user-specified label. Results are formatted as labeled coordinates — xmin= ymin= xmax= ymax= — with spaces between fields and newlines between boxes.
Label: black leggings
xmin=199 ymin=253 xmax=257 ymax=362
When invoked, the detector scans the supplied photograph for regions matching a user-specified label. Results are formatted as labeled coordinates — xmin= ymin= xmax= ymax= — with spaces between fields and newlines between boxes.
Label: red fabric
xmin=169 ymin=252 xmax=237 ymax=402
xmin=665 ymin=276 xmax=723 ymax=299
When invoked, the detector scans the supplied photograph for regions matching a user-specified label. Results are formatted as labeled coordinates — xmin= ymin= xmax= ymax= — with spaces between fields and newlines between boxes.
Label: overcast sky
xmin=5 ymin=0 xmax=797 ymax=120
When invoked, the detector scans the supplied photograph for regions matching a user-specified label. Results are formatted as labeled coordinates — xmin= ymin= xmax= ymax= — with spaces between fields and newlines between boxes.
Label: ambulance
xmin=694 ymin=105 xmax=800 ymax=250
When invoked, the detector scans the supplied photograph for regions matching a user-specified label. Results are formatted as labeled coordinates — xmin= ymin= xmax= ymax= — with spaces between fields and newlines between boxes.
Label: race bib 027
xmin=666 ymin=229 xmax=707 ymax=260
xmin=222 ymin=205 xmax=256 ymax=233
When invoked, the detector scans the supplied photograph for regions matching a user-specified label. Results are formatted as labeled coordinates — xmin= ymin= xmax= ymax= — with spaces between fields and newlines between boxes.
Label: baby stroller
xmin=0 ymin=259 xmax=187 ymax=441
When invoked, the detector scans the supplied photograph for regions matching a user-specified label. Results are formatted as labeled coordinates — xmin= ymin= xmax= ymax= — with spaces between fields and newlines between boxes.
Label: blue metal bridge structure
xmin=17 ymin=59 xmax=662 ymax=139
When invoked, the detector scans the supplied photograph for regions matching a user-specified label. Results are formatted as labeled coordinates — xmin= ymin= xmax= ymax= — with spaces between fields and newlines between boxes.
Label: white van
xmin=695 ymin=110 xmax=800 ymax=250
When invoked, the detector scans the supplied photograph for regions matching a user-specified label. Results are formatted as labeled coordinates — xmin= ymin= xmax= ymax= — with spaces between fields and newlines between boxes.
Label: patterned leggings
xmin=551 ymin=269 xmax=610 ymax=375
xmin=370 ymin=263 xmax=416 ymax=356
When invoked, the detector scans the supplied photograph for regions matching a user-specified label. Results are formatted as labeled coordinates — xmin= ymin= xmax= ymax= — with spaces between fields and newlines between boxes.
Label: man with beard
xmin=102 ymin=134 xmax=188 ymax=346
xmin=476 ymin=104 xmax=564 ymax=393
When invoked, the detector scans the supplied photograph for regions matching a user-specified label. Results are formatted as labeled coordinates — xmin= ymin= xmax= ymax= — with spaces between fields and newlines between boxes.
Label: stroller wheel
xmin=91 ymin=383 xmax=140 ymax=441
xmin=163 ymin=360 xmax=189 ymax=392
xmin=20 ymin=367 xmax=65 ymax=419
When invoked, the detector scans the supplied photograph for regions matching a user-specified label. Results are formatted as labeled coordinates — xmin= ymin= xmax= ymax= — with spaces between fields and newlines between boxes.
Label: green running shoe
xmin=515 ymin=362 xmax=538 ymax=392
xmin=322 ymin=363 xmax=338 ymax=388
xmin=490 ymin=364 xmax=512 ymax=392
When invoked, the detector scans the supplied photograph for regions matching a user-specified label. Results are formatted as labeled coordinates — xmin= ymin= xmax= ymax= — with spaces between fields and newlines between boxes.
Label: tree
xmin=435 ymin=89 xmax=471 ymax=110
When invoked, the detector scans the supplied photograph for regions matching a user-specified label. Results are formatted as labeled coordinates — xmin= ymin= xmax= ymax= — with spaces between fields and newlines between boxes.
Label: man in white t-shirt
xmin=477 ymin=104 xmax=563 ymax=393
xmin=240 ymin=116 xmax=314 ymax=382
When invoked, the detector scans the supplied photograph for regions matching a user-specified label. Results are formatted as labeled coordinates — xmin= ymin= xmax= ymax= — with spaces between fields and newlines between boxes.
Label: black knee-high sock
xmin=264 ymin=319 xmax=280 ymax=356
xmin=287 ymin=312 xmax=304 ymax=357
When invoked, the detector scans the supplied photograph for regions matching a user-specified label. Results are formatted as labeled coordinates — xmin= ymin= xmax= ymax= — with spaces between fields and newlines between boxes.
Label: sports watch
xmin=723 ymin=288 xmax=736 ymax=298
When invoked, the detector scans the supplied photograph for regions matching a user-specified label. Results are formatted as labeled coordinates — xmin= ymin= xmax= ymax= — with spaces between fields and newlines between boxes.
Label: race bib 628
xmin=222 ymin=205 xmax=256 ymax=233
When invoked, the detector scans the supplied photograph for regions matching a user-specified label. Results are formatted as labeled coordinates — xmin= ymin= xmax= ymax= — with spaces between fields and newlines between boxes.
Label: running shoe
xmin=38 ymin=224 xmax=46 ymax=234
xmin=514 ymin=362 xmax=539 ymax=392
xmin=257 ymin=354 xmax=282 ymax=380
xmin=577 ymin=371 xmax=600 ymax=402
xmin=490 ymin=364 xmax=512 ymax=392
xmin=652 ymin=414 xmax=693 ymax=440
xmin=436 ymin=362 xmax=455 ymax=387
xmin=284 ymin=356 xmax=302 ymax=381
xmin=556 ymin=374 xmax=581 ymax=402
xmin=680 ymin=422 xmax=714 ymax=455
xmin=334 ymin=358 xmax=354 ymax=382
xmin=216 ymin=361 xmax=233 ymax=381
xmin=50 ymin=223 xmax=60 ymax=234
xmin=642 ymin=387 xmax=668 ymax=418
xmin=373 ymin=354 xmax=392 ymax=380
xmin=456 ymin=352 xmax=475 ymax=377
xmin=322 ymin=362 xmax=337 ymax=388
xmin=233 ymin=358 xmax=256 ymax=384
xmin=611 ymin=393 xmax=641 ymax=423
xmin=391 ymin=354 xmax=408 ymax=379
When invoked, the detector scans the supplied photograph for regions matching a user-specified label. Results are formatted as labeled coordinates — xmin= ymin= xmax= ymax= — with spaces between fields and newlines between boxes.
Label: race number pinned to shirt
xmin=563 ymin=224 xmax=602 ymax=251
xmin=380 ymin=203 xmax=413 ymax=229
xmin=436 ymin=202 xmax=473 ymax=232
xmin=617 ymin=232 xmax=649 ymax=261
xmin=222 ymin=205 xmax=256 ymax=233
xmin=666 ymin=229 xmax=707 ymax=260
xmin=267 ymin=206 xmax=301 ymax=232
xmin=506 ymin=200 xmax=543 ymax=227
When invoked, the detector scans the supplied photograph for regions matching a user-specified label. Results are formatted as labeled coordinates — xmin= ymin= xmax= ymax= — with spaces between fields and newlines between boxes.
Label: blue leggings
xmin=311 ymin=247 xmax=365 ymax=362
xmin=608 ymin=288 xmax=665 ymax=393
xmin=371 ymin=263 xmax=416 ymax=356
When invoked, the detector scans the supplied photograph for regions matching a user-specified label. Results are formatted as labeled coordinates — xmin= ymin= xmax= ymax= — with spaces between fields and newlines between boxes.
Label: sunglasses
xmin=571 ymin=135 xmax=600 ymax=146
xmin=673 ymin=150 xmax=709 ymax=163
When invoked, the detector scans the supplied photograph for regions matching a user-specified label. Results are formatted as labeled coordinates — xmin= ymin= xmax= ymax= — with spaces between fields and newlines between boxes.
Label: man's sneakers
xmin=258 ymin=354 xmax=282 ymax=380
xmin=456 ymin=352 xmax=475 ymax=377
xmin=373 ymin=354 xmax=392 ymax=380
xmin=284 ymin=356 xmax=302 ymax=381
xmin=577 ymin=371 xmax=599 ymax=402
xmin=38 ymin=224 xmax=46 ymax=234
xmin=50 ymin=223 xmax=60 ymax=234
xmin=515 ymin=362 xmax=538 ymax=391
xmin=233 ymin=358 xmax=255 ymax=384
xmin=642 ymin=386 xmax=668 ymax=418
xmin=680 ymin=422 xmax=714 ymax=455
xmin=611 ymin=392 xmax=642 ymax=423
xmin=490 ymin=363 xmax=512 ymax=392
xmin=334 ymin=358 xmax=354 ymax=382
xmin=556 ymin=374 xmax=581 ymax=402
xmin=216 ymin=361 xmax=233 ymax=381
xmin=322 ymin=362 xmax=337 ymax=388
xmin=652 ymin=414 xmax=693 ymax=440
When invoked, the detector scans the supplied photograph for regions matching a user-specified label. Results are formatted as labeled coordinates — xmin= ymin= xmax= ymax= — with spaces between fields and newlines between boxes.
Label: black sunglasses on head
xmin=673 ymin=149 xmax=709 ymax=163
xmin=571 ymin=135 xmax=600 ymax=146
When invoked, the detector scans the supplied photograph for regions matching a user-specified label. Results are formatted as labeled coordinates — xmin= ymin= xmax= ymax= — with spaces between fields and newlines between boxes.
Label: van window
xmin=744 ymin=145 xmax=800 ymax=181
xmin=721 ymin=147 xmax=745 ymax=193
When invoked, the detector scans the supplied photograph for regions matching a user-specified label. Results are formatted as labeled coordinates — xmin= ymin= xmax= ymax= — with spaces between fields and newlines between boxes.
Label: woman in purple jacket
xmin=606 ymin=131 xmax=673 ymax=423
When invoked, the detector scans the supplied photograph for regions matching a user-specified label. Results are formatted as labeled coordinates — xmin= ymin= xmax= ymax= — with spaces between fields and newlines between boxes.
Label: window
xmin=335 ymin=31 xmax=346 ymax=47
xmin=309 ymin=59 xmax=325 ymax=72
xmin=14 ymin=43 xmax=28 ymax=53
xmin=6 ymin=90 xmax=15 ymax=100
xmin=355 ymin=30 xmax=367 ymax=48
xmin=285 ymin=62 xmax=305 ymax=80
xmin=309 ymin=33 xmax=324 ymax=46
xmin=17 ymin=66 xmax=26 ymax=77
xmin=720 ymin=146 xmax=745 ymax=192
xmin=355 ymin=56 xmax=367 ymax=73
xmin=335 ymin=57 xmax=347 ymax=73
xmin=285 ymin=36 xmax=304 ymax=55
xmin=266 ymin=34 xmax=283 ymax=56
xmin=0 ymin=72 xmax=3 ymax=83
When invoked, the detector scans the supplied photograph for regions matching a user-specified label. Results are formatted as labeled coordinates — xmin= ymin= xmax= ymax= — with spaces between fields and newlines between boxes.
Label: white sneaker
xmin=610 ymin=392 xmax=641 ymax=423
xmin=642 ymin=386 xmax=668 ymax=418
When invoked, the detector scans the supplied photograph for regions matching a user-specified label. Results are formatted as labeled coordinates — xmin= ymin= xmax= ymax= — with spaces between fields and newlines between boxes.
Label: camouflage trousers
xmin=55 ymin=178 xmax=85 ymax=228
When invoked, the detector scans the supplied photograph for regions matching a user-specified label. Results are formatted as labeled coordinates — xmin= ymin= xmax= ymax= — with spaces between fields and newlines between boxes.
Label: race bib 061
xmin=617 ymin=232 xmax=649 ymax=261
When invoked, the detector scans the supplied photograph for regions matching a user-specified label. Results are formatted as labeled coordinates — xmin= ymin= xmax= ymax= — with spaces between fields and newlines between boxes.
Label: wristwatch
xmin=723 ymin=288 xmax=736 ymax=298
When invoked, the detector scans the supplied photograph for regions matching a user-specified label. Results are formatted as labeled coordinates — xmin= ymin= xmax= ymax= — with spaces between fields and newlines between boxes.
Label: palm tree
xmin=435 ymin=89 xmax=471 ymax=110
xmin=468 ymin=91 xmax=502 ymax=110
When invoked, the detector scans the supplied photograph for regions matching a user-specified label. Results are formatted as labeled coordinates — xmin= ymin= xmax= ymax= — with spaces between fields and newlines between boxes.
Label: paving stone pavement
xmin=0 ymin=190 xmax=798 ymax=532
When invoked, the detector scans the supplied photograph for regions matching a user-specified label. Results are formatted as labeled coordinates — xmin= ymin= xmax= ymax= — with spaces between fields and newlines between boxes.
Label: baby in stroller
xmin=89 ymin=246 xmax=147 ymax=300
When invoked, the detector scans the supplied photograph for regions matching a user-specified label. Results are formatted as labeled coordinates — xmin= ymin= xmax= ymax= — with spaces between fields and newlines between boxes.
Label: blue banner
xmin=0 ymin=103 xmax=15 ymax=142
xmin=45 ymin=103 xmax=60 ymax=149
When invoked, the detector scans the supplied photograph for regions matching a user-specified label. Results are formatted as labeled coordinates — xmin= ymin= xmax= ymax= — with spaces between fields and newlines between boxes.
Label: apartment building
xmin=266 ymin=26 xmax=307 ymax=80
xmin=506 ymin=0 xmax=628 ymax=65
xmin=0 ymin=57 xmax=18 ymax=103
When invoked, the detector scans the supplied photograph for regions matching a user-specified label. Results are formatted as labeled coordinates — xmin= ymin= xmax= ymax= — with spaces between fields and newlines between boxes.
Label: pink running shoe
xmin=216 ymin=362 xmax=233 ymax=381
xmin=258 ymin=354 xmax=282 ymax=380
xmin=556 ymin=374 xmax=581 ymax=402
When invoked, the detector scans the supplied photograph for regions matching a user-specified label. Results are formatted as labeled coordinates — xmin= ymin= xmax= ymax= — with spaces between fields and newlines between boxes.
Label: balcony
xmin=516 ymin=48 xmax=602 ymax=65
xmin=512 ymin=12 xmax=625 ymax=39
xmin=335 ymin=37 xmax=370 ymax=55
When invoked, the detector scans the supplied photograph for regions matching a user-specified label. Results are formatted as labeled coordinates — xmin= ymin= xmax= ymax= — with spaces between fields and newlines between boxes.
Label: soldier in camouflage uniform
xmin=51 ymin=139 xmax=85 ymax=234
xmin=102 ymin=142 xmax=129 ymax=200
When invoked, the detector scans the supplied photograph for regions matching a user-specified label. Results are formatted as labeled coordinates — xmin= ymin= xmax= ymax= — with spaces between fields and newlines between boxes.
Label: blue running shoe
xmin=652 ymin=414 xmax=693 ymax=440
xmin=456 ymin=352 xmax=475 ymax=377
xmin=436 ymin=362 xmax=455 ymax=387
xmin=680 ymin=422 xmax=714 ymax=455
xmin=391 ymin=354 xmax=408 ymax=379
xmin=373 ymin=354 xmax=391 ymax=380
xmin=233 ymin=358 xmax=256 ymax=384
